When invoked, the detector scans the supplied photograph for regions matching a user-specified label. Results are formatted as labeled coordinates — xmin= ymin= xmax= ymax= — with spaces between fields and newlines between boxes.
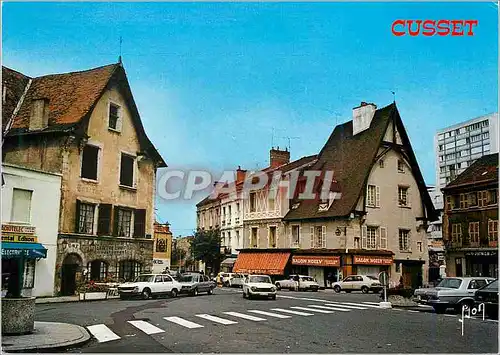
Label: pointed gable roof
xmin=443 ymin=153 xmax=498 ymax=189
xmin=284 ymin=103 xmax=437 ymax=221
xmin=2 ymin=66 xmax=31 ymax=133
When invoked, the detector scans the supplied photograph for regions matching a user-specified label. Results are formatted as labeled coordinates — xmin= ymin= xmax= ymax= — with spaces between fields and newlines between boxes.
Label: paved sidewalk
xmin=35 ymin=296 xmax=79 ymax=304
xmin=2 ymin=321 xmax=90 ymax=352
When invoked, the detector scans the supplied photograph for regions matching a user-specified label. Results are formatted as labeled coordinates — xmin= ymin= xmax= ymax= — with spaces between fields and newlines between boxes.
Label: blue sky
xmin=3 ymin=2 xmax=498 ymax=236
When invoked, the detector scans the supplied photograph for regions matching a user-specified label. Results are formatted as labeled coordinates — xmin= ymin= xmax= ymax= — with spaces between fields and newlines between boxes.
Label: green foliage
xmin=190 ymin=228 xmax=223 ymax=269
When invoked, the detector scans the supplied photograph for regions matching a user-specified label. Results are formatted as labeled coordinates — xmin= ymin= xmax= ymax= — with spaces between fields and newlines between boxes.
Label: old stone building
xmin=2 ymin=63 xmax=166 ymax=295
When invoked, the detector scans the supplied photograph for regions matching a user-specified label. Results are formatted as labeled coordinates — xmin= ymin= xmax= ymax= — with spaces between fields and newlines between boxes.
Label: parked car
xmin=117 ymin=274 xmax=182 ymax=300
xmin=242 ymin=274 xmax=277 ymax=300
xmin=413 ymin=277 xmax=495 ymax=313
xmin=216 ymin=272 xmax=231 ymax=285
xmin=178 ymin=272 xmax=216 ymax=296
xmin=275 ymin=275 xmax=320 ymax=291
xmin=332 ymin=275 xmax=382 ymax=294
xmin=222 ymin=273 xmax=245 ymax=288
xmin=474 ymin=279 xmax=498 ymax=319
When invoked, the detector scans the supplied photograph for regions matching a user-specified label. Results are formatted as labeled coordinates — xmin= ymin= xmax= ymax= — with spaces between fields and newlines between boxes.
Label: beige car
xmin=332 ymin=275 xmax=383 ymax=294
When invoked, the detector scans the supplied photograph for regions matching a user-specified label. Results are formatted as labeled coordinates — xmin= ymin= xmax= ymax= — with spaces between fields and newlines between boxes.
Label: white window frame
xmin=10 ymin=188 xmax=33 ymax=224
xmin=108 ymin=100 xmax=123 ymax=133
xmin=451 ymin=223 xmax=462 ymax=244
xmin=80 ymin=141 xmax=103 ymax=182
xmin=116 ymin=207 xmax=134 ymax=238
xmin=399 ymin=229 xmax=411 ymax=252
xmin=77 ymin=201 xmax=98 ymax=235
xmin=468 ymin=222 xmax=480 ymax=244
xmin=268 ymin=225 xmax=278 ymax=248
xmin=250 ymin=226 xmax=259 ymax=248
xmin=397 ymin=159 xmax=405 ymax=173
xmin=119 ymin=150 xmax=137 ymax=189
xmin=488 ymin=220 xmax=498 ymax=243
xmin=398 ymin=186 xmax=409 ymax=207
xmin=366 ymin=226 xmax=377 ymax=249
xmin=291 ymin=224 xmax=300 ymax=247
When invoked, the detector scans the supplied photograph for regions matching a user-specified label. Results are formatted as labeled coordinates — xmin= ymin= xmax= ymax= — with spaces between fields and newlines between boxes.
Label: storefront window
xmin=87 ymin=260 xmax=108 ymax=281
xmin=119 ymin=260 xmax=142 ymax=281
xmin=23 ymin=260 xmax=35 ymax=288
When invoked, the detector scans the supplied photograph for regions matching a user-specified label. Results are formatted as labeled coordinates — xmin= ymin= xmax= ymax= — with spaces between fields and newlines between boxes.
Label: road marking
xmin=163 ymin=316 xmax=204 ymax=329
xmin=271 ymin=308 xmax=314 ymax=316
xmin=392 ymin=308 xmax=403 ymax=311
xmin=323 ymin=303 xmax=368 ymax=310
xmin=407 ymin=310 xmax=419 ymax=313
xmin=308 ymin=304 xmax=351 ymax=312
xmin=362 ymin=302 xmax=381 ymax=305
xmin=223 ymin=311 xmax=267 ymax=321
xmin=195 ymin=314 xmax=238 ymax=325
xmin=87 ymin=324 xmax=121 ymax=343
xmin=277 ymin=295 xmax=330 ymax=303
xmin=444 ymin=314 xmax=456 ymax=317
xmin=248 ymin=310 xmax=292 ymax=319
xmin=290 ymin=306 xmax=333 ymax=314
xmin=127 ymin=320 xmax=164 ymax=335
xmin=336 ymin=302 xmax=381 ymax=308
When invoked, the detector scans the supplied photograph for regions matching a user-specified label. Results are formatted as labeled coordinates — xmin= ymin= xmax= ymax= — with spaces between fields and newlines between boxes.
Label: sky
xmin=3 ymin=2 xmax=498 ymax=236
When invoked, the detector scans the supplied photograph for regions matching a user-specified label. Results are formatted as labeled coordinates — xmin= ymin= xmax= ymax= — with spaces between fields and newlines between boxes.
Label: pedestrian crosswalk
xmin=86 ymin=301 xmax=382 ymax=343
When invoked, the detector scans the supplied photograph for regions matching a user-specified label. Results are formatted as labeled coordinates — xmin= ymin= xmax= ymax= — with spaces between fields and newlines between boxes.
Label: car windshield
xmin=301 ymin=276 xmax=315 ymax=281
xmin=367 ymin=276 xmax=379 ymax=280
xmin=248 ymin=276 xmax=271 ymax=283
xmin=134 ymin=275 xmax=154 ymax=283
xmin=180 ymin=275 xmax=197 ymax=282
xmin=437 ymin=278 xmax=462 ymax=289
xmin=481 ymin=280 xmax=498 ymax=290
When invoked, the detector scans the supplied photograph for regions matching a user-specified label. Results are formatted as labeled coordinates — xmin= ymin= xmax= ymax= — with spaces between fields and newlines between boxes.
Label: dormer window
xmin=397 ymin=159 xmax=405 ymax=173
xmin=108 ymin=102 xmax=122 ymax=132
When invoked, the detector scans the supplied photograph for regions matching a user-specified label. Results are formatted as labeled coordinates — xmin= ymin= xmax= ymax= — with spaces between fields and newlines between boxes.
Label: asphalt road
xmin=34 ymin=288 xmax=498 ymax=353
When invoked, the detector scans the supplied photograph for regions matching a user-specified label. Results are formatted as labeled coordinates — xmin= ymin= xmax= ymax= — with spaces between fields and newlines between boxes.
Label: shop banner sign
xmin=465 ymin=251 xmax=497 ymax=257
xmin=353 ymin=255 xmax=393 ymax=265
xmin=1 ymin=248 xmax=46 ymax=259
xmin=234 ymin=268 xmax=283 ymax=275
xmin=2 ymin=224 xmax=36 ymax=234
xmin=291 ymin=255 xmax=340 ymax=267
xmin=2 ymin=234 xmax=38 ymax=243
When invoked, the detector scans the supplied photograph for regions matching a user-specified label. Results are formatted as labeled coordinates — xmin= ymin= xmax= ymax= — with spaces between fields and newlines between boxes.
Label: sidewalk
xmin=35 ymin=296 xmax=79 ymax=304
xmin=2 ymin=321 xmax=90 ymax=352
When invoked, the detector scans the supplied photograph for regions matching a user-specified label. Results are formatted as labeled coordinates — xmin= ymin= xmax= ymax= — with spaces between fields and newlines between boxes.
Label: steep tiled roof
xmin=2 ymin=67 xmax=31 ymax=133
xmin=443 ymin=153 xmax=498 ymax=189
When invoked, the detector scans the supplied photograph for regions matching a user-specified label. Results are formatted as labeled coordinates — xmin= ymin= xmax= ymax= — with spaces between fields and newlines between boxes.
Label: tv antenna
xmin=118 ymin=36 xmax=123 ymax=64
xmin=392 ymin=90 xmax=396 ymax=102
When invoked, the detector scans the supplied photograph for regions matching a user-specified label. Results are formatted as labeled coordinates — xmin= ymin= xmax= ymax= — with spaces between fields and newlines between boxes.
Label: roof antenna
xmin=391 ymin=90 xmax=396 ymax=103
xmin=118 ymin=36 xmax=123 ymax=65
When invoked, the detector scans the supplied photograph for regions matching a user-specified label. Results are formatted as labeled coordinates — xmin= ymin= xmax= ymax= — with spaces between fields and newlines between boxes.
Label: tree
xmin=171 ymin=243 xmax=187 ymax=269
xmin=190 ymin=228 xmax=223 ymax=274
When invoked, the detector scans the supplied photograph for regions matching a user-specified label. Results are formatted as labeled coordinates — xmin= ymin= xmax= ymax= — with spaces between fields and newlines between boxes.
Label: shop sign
xmin=291 ymin=255 xmax=340 ymax=267
xmin=2 ymin=224 xmax=36 ymax=234
xmin=353 ymin=255 xmax=393 ymax=265
xmin=234 ymin=268 xmax=283 ymax=275
xmin=465 ymin=251 xmax=497 ymax=257
xmin=2 ymin=234 xmax=38 ymax=243
xmin=431 ymin=240 xmax=444 ymax=248
xmin=153 ymin=259 xmax=166 ymax=265
xmin=1 ymin=248 xmax=46 ymax=259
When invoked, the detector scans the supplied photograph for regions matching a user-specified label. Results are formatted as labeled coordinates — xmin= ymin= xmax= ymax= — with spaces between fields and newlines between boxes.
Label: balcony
xmin=221 ymin=220 xmax=226 ymax=226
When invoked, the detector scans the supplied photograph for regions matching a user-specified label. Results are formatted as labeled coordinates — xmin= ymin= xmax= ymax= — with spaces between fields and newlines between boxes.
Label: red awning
xmin=233 ymin=252 xmax=291 ymax=275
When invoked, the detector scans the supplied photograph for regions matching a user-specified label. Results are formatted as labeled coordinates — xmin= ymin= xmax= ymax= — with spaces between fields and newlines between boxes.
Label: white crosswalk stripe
xmin=290 ymin=306 xmax=333 ymax=314
xmin=308 ymin=304 xmax=351 ymax=312
xmin=248 ymin=310 xmax=292 ymax=319
xmin=271 ymin=308 xmax=314 ymax=316
xmin=87 ymin=324 xmax=121 ymax=343
xmin=196 ymin=314 xmax=238 ymax=325
xmin=163 ymin=316 xmax=204 ymax=329
xmin=127 ymin=320 xmax=164 ymax=335
xmin=337 ymin=302 xmax=381 ymax=308
xmin=362 ymin=302 xmax=381 ymax=305
xmin=323 ymin=303 xmax=368 ymax=310
xmin=223 ymin=311 xmax=266 ymax=321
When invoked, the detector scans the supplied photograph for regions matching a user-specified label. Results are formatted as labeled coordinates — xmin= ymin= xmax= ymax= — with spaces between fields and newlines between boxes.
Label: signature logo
xmin=392 ymin=20 xmax=478 ymax=36
xmin=459 ymin=303 xmax=486 ymax=336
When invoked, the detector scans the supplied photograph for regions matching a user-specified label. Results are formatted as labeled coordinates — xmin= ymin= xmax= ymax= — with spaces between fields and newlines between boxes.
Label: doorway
xmin=61 ymin=254 xmax=82 ymax=296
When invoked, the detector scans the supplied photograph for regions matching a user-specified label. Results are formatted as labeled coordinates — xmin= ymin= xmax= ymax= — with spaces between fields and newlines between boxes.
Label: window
xmin=354 ymin=237 xmax=360 ymax=249
xmin=399 ymin=229 xmax=410 ymax=251
xmin=468 ymin=222 xmax=480 ymax=245
xmin=451 ymin=223 xmax=462 ymax=244
xmin=417 ymin=241 xmax=423 ymax=252
xmin=367 ymin=227 xmax=377 ymax=249
xmin=133 ymin=209 xmax=146 ymax=238
xmin=469 ymin=192 xmax=478 ymax=207
xmin=236 ymin=203 xmax=240 ymax=213
xmin=251 ymin=227 xmax=258 ymax=247
xmin=459 ymin=194 xmax=468 ymax=209
xmin=468 ymin=279 xmax=487 ymax=290
xmin=397 ymin=160 xmax=405 ymax=173
xmin=120 ymin=153 xmax=135 ymax=187
xmin=311 ymin=226 xmax=326 ymax=248
xmin=398 ymin=186 xmax=409 ymax=207
xmin=291 ymin=225 xmax=300 ymax=246
xmin=11 ymin=188 xmax=32 ymax=223
xmin=236 ymin=230 xmax=240 ymax=247
xmin=249 ymin=192 xmax=256 ymax=212
xmin=108 ymin=103 xmax=121 ymax=131
xmin=269 ymin=226 xmax=277 ymax=248
xmin=489 ymin=190 xmax=498 ymax=205
xmin=478 ymin=190 xmax=488 ymax=207
xmin=115 ymin=208 xmax=132 ymax=237
xmin=76 ymin=201 xmax=95 ymax=234
xmin=488 ymin=220 xmax=498 ymax=242
xmin=379 ymin=159 xmax=384 ymax=168
xmin=119 ymin=260 xmax=142 ymax=282
xmin=87 ymin=260 xmax=108 ymax=281
xmin=22 ymin=260 xmax=36 ymax=288
xmin=482 ymin=132 xmax=489 ymax=140
xmin=367 ymin=185 xmax=377 ymax=207
xmin=81 ymin=145 xmax=99 ymax=180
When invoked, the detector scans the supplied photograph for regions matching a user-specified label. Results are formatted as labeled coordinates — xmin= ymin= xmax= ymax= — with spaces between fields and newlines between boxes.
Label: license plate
xmin=417 ymin=295 xmax=421 ymax=300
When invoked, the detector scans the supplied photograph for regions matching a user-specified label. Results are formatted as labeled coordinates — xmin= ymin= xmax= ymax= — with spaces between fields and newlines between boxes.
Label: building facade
xmin=152 ymin=223 xmax=172 ymax=273
xmin=442 ymin=153 xmax=498 ymax=278
xmin=2 ymin=63 xmax=166 ymax=295
xmin=1 ymin=164 xmax=62 ymax=297
xmin=426 ymin=185 xmax=446 ymax=283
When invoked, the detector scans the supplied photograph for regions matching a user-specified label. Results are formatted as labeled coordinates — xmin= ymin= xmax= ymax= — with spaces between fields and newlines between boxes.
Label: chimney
xmin=236 ymin=166 xmax=247 ymax=183
xmin=270 ymin=147 xmax=290 ymax=168
xmin=352 ymin=102 xmax=377 ymax=135
xmin=29 ymin=98 xmax=50 ymax=131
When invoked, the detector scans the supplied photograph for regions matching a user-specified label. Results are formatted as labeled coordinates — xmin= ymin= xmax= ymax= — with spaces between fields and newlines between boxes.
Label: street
xmin=34 ymin=288 xmax=498 ymax=353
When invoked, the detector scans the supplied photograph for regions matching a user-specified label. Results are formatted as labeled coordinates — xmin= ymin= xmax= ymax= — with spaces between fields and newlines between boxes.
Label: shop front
xmin=232 ymin=250 xmax=291 ymax=280
xmin=464 ymin=249 xmax=498 ymax=278
xmin=220 ymin=257 xmax=237 ymax=273
xmin=291 ymin=255 xmax=341 ymax=288
xmin=351 ymin=255 xmax=393 ymax=277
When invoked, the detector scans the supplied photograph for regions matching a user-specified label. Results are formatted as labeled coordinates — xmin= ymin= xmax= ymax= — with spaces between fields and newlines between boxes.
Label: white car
xmin=117 ymin=274 xmax=183 ymax=300
xmin=275 ymin=275 xmax=320 ymax=291
xmin=242 ymin=275 xmax=277 ymax=300
xmin=222 ymin=273 xmax=246 ymax=288
xmin=332 ymin=275 xmax=383 ymax=294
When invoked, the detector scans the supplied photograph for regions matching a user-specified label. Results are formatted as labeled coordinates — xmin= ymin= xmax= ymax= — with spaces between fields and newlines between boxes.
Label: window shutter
xmin=361 ymin=226 xmax=367 ymax=249
xmin=375 ymin=186 xmax=380 ymax=207
xmin=75 ymin=200 xmax=81 ymax=233
xmin=380 ymin=227 xmax=387 ymax=249
xmin=133 ymin=209 xmax=146 ymax=238
xmin=321 ymin=226 xmax=327 ymax=248
xmin=310 ymin=226 xmax=315 ymax=248
xmin=113 ymin=207 xmax=120 ymax=237
xmin=97 ymin=204 xmax=112 ymax=235
xmin=116 ymin=109 xmax=123 ymax=132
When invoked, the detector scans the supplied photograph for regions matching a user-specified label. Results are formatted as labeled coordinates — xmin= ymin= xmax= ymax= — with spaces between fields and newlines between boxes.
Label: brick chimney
xmin=236 ymin=166 xmax=247 ymax=183
xmin=270 ymin=147 xmax=290 ymax=168
xmin=352 ymin=102 xmax=377 ymax=135
xmin=154 ymin=222 xmax=171 ymax=234
xmin=29 ymin=98 xmax=50 ymax=131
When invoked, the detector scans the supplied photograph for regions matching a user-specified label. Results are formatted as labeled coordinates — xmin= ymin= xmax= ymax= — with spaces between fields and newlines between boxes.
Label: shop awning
xmin=221 ymin=257 xmax=237 ymax=266
xmin=1 ymin=242 xmax=47 ymax=259
xmin=233 ymin=252 xmax=290 ymax=275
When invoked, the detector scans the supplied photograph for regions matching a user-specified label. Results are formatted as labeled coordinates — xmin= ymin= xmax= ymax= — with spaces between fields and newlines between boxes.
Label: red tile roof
xmin=2 ymin=67 xmax=31 ymax=133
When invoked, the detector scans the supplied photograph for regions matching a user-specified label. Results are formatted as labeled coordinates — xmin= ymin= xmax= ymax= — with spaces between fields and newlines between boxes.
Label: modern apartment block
xmin=435 ymin=113 xmax=498 ymax=188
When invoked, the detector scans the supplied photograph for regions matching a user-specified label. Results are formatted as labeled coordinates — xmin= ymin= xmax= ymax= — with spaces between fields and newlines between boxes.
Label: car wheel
xmin=271 ymin=295 xmax=277 ymax=300
xmin=243 ymin=291 xmax=247 ymax=298
xmin=207 ymin=288 xmax=213 ymax=295
xmin=170 ymin=288 xmax=178 ymax=298
xmin=192 ymin=288 xmax=199 ymax=296
xmin=333 ymin=285 xmax=341 ymax=293
xmin=433 ymin=305 xmax=447 ymax=314
xmin=141 ymin=288 xmax=151 ymax=300
xmin=276 ymin=283 xmax=281 ymax=290
xmin=361 ymin=286 xmax=369 ymax=294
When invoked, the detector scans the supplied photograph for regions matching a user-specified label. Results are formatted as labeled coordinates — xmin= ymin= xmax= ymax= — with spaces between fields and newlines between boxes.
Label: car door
xmin=163 ymin=274 xmax=174 ymax=292
xmin=355 ymin=276 xmax=365 ymax=291
xmin=341 ymin=276 xmax=353 ymax=290
xmin=153 ymin=275 xmax=164 ymax=294
xmin=468 ymin=279 xmax=487 ymax=296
